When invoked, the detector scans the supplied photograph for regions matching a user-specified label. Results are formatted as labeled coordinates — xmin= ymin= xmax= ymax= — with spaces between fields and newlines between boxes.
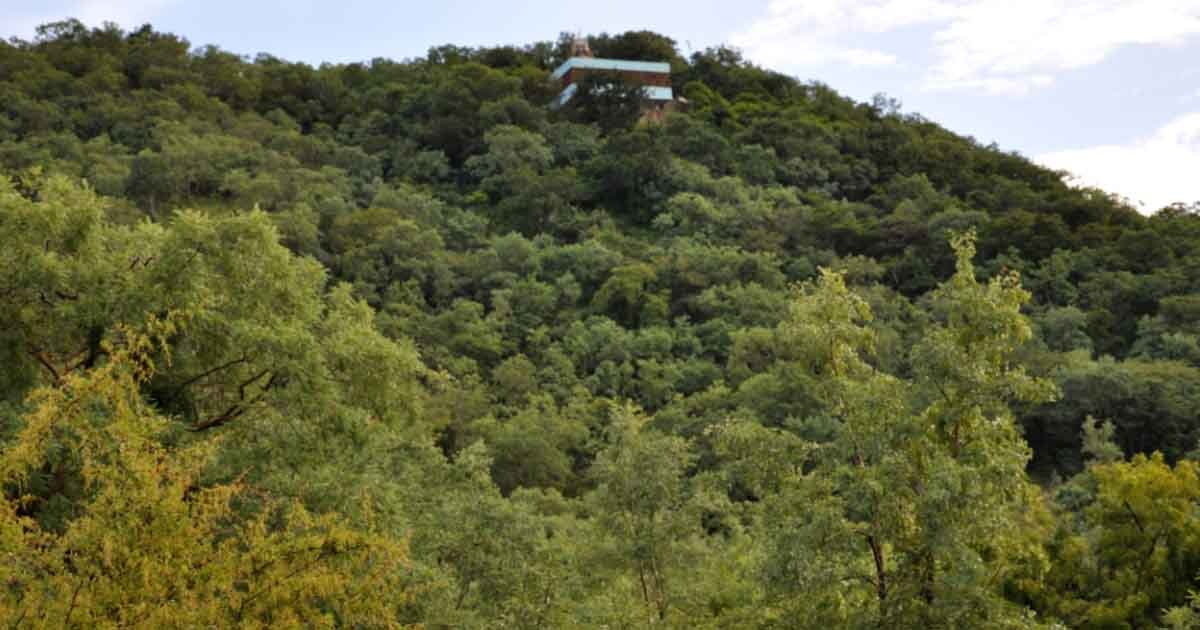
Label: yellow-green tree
xmin=1033 ymin=451 xmax=1200 ymax=628
xmin=0 ymin=326 xmax=421 ymax=628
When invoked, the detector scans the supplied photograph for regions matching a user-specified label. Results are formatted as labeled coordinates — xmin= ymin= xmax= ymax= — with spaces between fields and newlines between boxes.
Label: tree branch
xmin=1122 ymin=500 xmax=1146 ymax=535
xmin=28 ymin=347 xmax=61 ymax=384
xmin=175 ymin=356 xmax=249 ymax=391
xmin=190 ymin=370 xmax=275 ymax=432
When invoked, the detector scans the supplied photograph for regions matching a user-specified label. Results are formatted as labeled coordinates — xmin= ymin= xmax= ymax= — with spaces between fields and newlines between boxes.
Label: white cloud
xmin=927 ymin=0 xmax=1200 ymax=93
xmin=729 ymin=1 xmax=909 ymax=68
xmin=3 ymin=0 xmax=175 ymax=40
xmin=732 ymin=0 xmax=1200 ymax=94
xmin=1038 ymin=112 xmax=1200 ymax=212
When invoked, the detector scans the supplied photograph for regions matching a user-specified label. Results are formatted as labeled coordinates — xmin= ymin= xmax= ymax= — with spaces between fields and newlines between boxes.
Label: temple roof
xmin=550 ymin=57 xmax=672 ymax=81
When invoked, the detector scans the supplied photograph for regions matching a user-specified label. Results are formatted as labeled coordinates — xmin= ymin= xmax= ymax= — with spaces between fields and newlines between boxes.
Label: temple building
xmin=549 ymin=36 xmax=680 ymax=121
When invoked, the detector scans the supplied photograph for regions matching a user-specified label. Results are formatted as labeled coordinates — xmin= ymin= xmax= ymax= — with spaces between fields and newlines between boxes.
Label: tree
xmin=0 ymin=323 xmax=421 ymax=628
xmin=7 ymin=20 xmax=1200 ymax=626
xmin=561 ymin=71 xmax=647 ymax=133
xmin=1039 ymin=453 xmax=1200 ymax=628
xmin=465 ymin=125 xmax=581 ymax=235
xmin=1163 ymin=584 xmax=1200 ymax=630
xmin=720 ymin=233 xmax=1057 ymax=627
xmin=587 ymin=404 xmax=699 ymax=624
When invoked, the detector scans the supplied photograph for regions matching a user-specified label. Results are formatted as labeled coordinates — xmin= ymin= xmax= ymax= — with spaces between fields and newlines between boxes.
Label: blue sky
xmin=6 ymin=0 xmax=1200 ymax=211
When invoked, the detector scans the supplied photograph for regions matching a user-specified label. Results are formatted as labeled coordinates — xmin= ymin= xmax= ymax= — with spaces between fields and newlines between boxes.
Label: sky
xmin=5 ymin=0 xmax=1200 ymax=212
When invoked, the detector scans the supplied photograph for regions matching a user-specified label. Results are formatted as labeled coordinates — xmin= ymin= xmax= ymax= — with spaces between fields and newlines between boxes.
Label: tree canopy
xmin=2 ymin=20 xmax=1199 ymax=628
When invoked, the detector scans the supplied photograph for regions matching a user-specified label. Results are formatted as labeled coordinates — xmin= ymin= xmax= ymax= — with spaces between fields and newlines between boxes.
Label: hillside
xmin=2 ymin=20 xmax=1199 ymax=627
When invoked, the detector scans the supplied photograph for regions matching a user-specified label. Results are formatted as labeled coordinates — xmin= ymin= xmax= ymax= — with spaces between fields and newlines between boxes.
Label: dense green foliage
xmin=2 ymin=20 xmax=1200 ymax=627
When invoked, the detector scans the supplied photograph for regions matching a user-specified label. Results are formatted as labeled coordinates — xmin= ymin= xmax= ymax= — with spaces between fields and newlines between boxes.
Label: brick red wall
xmin=563 ymin=68 xmax=672 ymax=88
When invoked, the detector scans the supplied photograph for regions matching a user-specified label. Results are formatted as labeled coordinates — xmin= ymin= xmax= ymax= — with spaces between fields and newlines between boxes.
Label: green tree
xmin=722 ymin=233 xmax=1057 ymax=628
xmin=587 ymin=404 xmax=700 ymax=624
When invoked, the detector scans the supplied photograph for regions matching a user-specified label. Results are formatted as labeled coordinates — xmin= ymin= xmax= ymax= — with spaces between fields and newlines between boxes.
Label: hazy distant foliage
xmin=2 ymin=20 xmax=1199 ymax=627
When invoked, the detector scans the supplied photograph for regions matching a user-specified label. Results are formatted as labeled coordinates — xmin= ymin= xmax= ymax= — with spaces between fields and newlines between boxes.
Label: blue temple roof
xmin=550 ymin=57 xmax=672 ymax=81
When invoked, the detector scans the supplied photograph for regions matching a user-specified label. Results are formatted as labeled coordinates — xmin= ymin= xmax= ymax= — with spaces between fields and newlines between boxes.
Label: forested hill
xmin=2 ymin=19 xmax=1200 ymax=627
